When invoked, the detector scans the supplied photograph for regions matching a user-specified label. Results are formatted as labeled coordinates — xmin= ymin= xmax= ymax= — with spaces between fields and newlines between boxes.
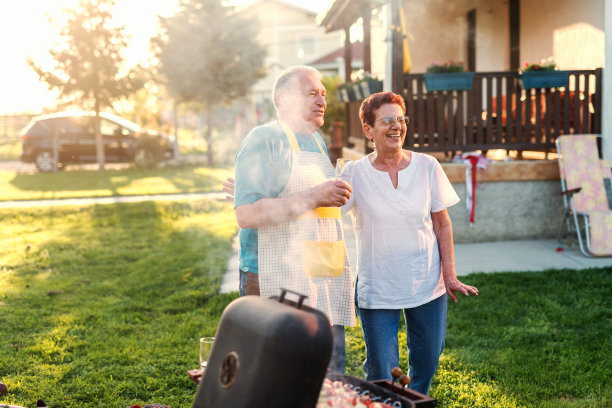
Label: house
xmin=308 ymin=40 xmax=364 ymax=80
xmin=318 ymin=0 xmax=611 ymax=244
xmin=238 ymin=0 xmax=344 ymax=124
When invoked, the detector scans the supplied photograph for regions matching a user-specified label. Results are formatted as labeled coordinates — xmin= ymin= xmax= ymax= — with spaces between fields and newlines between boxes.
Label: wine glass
xmin=335 ymin=158 xmax=354 ymax=184
xmin=199 ymin=337 xmax=215 ymax=371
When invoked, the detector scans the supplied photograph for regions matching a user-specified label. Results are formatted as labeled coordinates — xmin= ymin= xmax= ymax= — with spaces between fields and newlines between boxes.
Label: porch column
xmin=363 ymin=7 xmax=372 ymax=73
xmin=344 ymin=25 xmax=352 ymax=81
xmin=604 ymin=1 xmax=612 ymax=162
xmin=344 ymin=25 xmax=353 ymax=144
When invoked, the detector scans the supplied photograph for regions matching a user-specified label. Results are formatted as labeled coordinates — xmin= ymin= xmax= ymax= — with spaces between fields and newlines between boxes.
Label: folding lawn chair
xmin=556 ymin=134 xmax=612 ymax=256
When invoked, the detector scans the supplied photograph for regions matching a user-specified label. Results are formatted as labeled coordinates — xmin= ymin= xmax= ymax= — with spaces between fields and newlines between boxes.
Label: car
xmin=20 ymin=111 xmax=176 ymax=172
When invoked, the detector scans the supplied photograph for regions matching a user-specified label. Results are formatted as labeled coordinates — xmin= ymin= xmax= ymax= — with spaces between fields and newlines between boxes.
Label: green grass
xmin=346 ymin=268 xmax=612 ymax=408
xmin=1 ymin=202 xmax=610 ymax=407
xmin=0 ymin=200 xmax=238 ymax=408
xmin=0 ymin=165 xmax=232 ymax=201
xmin=0 ymin=140 xmax=21 ymax=161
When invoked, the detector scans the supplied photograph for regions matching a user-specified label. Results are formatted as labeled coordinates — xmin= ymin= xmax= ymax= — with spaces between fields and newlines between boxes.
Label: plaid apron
xmin=258 ymin=122 xmax=356 ymax=327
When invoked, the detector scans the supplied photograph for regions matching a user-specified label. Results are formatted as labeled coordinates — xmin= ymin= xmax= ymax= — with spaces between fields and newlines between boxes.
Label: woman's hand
xmin=444 ymin=276 xmax=479 ymax=303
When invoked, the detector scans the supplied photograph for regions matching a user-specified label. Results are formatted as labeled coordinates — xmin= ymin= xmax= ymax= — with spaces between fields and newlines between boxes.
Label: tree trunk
xmin=173 ymin=100 xmax=180 ymax=161
xmin=205 ymin=107 xmax=213 ymax=166
xmin=94 ymin=101 xmax=105 ymax=171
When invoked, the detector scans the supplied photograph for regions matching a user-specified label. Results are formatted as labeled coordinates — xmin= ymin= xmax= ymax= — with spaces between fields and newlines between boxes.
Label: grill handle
xmin=279 ymin=288 xmax=308 ymax=309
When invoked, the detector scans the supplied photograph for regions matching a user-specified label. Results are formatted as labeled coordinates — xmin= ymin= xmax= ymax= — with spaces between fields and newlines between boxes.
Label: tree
xmin=28 ymin=0 xmax=144 ymax=170
xmin=153 ymin=0 xmax=266 ymax=166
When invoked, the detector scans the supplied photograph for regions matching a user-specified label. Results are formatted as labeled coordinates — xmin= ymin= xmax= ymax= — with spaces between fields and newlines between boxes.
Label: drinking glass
xmin=335 ymin=158 xmax=354 ymax=184
xmin=199 ymin=337 xmax=215 ymax=371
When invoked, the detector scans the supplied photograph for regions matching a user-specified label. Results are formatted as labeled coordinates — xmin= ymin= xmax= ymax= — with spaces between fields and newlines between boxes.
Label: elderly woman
xmin=342 ymin=91 xmax=478 ymax=395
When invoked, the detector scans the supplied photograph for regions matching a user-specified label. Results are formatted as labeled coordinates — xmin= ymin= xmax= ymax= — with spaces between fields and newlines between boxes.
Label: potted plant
xmin=424 ymin=61 xmax=474 ymax=92
xmin=336 ymin=82 xmax=357 ymax=103
xmin=353 ymin=73 xmax=383 ymax=99
xmin=336 ymin=73 xmax=384 ymax=102
xmin=519 ymin=58 xmax=570 ymax=89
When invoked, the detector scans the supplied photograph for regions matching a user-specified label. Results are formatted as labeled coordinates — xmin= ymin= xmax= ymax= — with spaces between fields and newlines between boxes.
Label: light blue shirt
xmin=234 ymin=121 xmax=329 ymax=274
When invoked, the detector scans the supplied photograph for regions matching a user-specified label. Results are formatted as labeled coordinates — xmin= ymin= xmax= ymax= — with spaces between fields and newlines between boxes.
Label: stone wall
xmin=342 ymin=147 xmax=564 ymax=243
xmin=448 ymin=179 xmax=564 ymax=243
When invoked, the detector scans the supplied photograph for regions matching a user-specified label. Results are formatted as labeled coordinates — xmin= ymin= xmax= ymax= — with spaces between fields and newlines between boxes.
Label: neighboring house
xmin=318 ymin=0 xmax=612 ymax=244
xmin=308 ymin=40 xmax=364 ymax=80
xmin=239 ymin=0 xmax=344 ymax=123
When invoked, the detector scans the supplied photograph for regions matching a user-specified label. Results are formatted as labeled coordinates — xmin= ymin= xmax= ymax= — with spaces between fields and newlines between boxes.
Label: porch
xmin=338 ymin=69 xmax=605 ymax=243
xmin=344 ymin=69 xmax=602 ymax=159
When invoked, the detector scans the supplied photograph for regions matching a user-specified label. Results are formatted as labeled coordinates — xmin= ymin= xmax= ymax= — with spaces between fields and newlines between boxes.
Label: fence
xmin=0 ymin=113 xmax=36 ymax=144
xmin=346 ymin=69 xmax=602 ymax=157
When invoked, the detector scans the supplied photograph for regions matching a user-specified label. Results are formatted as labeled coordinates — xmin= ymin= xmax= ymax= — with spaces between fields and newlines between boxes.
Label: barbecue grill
xmin=192 ymin=290 xmax=437 ymax=408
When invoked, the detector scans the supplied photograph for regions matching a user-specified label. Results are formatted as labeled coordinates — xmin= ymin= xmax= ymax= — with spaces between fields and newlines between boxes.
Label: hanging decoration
xmin=462 ymin=152 xmax=490 ymax=225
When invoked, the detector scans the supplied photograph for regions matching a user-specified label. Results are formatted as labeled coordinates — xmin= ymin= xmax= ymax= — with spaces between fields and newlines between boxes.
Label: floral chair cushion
xmin=557 ymin=135 xmax=612 ymax=255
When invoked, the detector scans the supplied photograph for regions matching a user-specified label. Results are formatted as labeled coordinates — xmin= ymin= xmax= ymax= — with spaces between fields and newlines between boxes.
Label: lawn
xmin=0 ymin=164 xmax=232 ymax=201
xmin=1 ymin=202 xmax=610 ymax=408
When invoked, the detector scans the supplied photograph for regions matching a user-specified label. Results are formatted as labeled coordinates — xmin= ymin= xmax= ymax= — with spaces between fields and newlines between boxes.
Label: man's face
xmin=279 ymin=71 xmax=327 ymax=132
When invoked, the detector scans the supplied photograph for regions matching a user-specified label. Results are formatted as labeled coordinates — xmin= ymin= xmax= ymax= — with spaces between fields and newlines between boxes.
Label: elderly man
xmin=232 ymin=66 xmax=355 ymax=373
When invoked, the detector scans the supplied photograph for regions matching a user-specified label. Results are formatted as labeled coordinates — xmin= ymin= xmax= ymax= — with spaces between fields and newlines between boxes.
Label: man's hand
xmin=235 ymin=178 xmax=352 ymax=229
xmin=444 ymin=277 xmax=479 ymax=303
xmin=313 ymin=179 xmax=352 ymax=207
xmin=223 ymin=177 xmax=235 ymax=201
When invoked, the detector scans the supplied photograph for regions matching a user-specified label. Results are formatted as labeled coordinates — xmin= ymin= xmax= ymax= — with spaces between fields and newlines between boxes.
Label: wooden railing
xmin=346 ymin=69 xmax=602 ymax=157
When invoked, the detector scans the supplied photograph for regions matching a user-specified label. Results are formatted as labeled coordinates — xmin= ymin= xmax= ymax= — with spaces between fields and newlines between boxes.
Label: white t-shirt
xmin=343 ymin=152 xmax=460 ymax=309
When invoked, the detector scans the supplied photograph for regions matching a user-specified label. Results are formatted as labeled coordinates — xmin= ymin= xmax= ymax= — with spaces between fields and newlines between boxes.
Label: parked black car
xmin=20 ymin=111 xmax=176 ymax=171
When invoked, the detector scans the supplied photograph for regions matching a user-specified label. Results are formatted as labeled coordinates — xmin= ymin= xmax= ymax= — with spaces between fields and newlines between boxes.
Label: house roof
xmin=241 ymin=0 xmax=318 ymax=17
xmin=308 ymin=41 xmax=364 ymax=65
xmin=317 ymin=0 xmax=373 ymax=32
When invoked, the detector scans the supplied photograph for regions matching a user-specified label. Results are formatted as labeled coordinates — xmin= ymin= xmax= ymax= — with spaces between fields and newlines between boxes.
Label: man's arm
xmin=235 ymin=179 xmax=351 ymax=229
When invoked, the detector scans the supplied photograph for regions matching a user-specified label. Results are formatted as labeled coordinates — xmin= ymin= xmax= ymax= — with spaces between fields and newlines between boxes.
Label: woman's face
xmin=365 ymin=103 xmax=407 ymax=154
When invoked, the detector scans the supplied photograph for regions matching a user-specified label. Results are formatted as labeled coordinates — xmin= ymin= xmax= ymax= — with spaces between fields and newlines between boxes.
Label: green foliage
xmin=523 ymin=58 xmax=558 ymax=72
xmin=27 ymin=0 xmax=144 ymax=110
xmin=0 ymin=140 xmax=21 ymax=161
xmin=27 ymin=0 xmax=146 ymax=169
xmin=426 ymin=61 xmax=466 ymax=73
xmin=132 ymin=134 xmax=171 ymax=170
xmin=320 ymin=75 xmax=345 ymax=136
xmin=154 ymin=0 xmax=266 ymax=104
xmin=0 ymin=165 xmax=233 ymax=201
xmin=153 ymin=0 xmax=266 ymax=166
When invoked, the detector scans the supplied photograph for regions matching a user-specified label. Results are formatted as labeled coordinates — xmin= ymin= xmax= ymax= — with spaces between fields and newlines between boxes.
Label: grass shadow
xmin=0 ymin=200 xmax=238 ymax=407
xmin=2 ymin=164 xmax=232 ymax=201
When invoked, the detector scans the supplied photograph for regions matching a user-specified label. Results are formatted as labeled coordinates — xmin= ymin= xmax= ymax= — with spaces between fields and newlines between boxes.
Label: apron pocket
xmin=302 ymin=240 xmax=346 ymax=278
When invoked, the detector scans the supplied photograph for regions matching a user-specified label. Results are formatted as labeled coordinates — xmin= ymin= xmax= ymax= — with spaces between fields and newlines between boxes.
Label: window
xmin=297 ymin=37 xmax=315 ymax=59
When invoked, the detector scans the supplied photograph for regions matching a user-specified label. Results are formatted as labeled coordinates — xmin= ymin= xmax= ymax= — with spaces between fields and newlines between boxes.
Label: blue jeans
xmin=356 ymin=294 xmax=447 ymax=395
xmin=329 ymin=324 xmax=346 ymax=374
xmin=239 ymin=268 xmax=247 ymax=297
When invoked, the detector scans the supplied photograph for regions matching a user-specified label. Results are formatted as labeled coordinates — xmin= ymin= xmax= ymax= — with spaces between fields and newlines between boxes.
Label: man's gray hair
xmin=272 ymin=66 xmax=322 ymax=109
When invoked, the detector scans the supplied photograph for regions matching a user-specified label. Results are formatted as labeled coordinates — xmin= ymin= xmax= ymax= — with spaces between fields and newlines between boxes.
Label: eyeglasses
xmin=375 ymin=116 xmax=409 ymax=126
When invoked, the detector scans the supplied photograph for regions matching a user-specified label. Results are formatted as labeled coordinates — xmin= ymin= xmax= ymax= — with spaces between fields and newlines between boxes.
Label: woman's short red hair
xmin=359 ymin=91 xmax=406 ymax=127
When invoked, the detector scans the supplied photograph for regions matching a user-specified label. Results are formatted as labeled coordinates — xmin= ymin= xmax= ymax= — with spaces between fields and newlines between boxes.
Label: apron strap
xmin=278 ymin=120 xmax=326 ymax=155
xmin=295 ymin=207 xmax=341 ymax=220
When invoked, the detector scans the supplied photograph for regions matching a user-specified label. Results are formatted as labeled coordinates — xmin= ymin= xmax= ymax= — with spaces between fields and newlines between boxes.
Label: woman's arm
xmin=432 ymin=209 xmax=479 ymax=303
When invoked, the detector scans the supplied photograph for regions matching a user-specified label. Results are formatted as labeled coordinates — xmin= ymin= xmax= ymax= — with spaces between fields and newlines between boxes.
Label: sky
xmin=0 ymin=0 xmax=332 ymax=114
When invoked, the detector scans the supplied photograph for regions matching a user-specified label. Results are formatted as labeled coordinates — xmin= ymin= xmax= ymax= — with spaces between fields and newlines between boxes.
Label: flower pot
xmin=358 ymin=79 xmax=383 ymax=98
xmin=352 ymin=84 xmax=364 ymax=100
xmin=519 ymin=70 xmax=570 ymax=89
xmin=424 ymin=72 xmax=475 ymax=92
xmin=336 ymin=86 xmax=357 ymax=103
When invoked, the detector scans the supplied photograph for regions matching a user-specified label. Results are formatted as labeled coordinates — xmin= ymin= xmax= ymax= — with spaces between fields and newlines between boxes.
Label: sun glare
xmin=0 ymin=0 xmax=330 ymax=114
xmin=0 ymin=0 xmax=179 ymax=114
